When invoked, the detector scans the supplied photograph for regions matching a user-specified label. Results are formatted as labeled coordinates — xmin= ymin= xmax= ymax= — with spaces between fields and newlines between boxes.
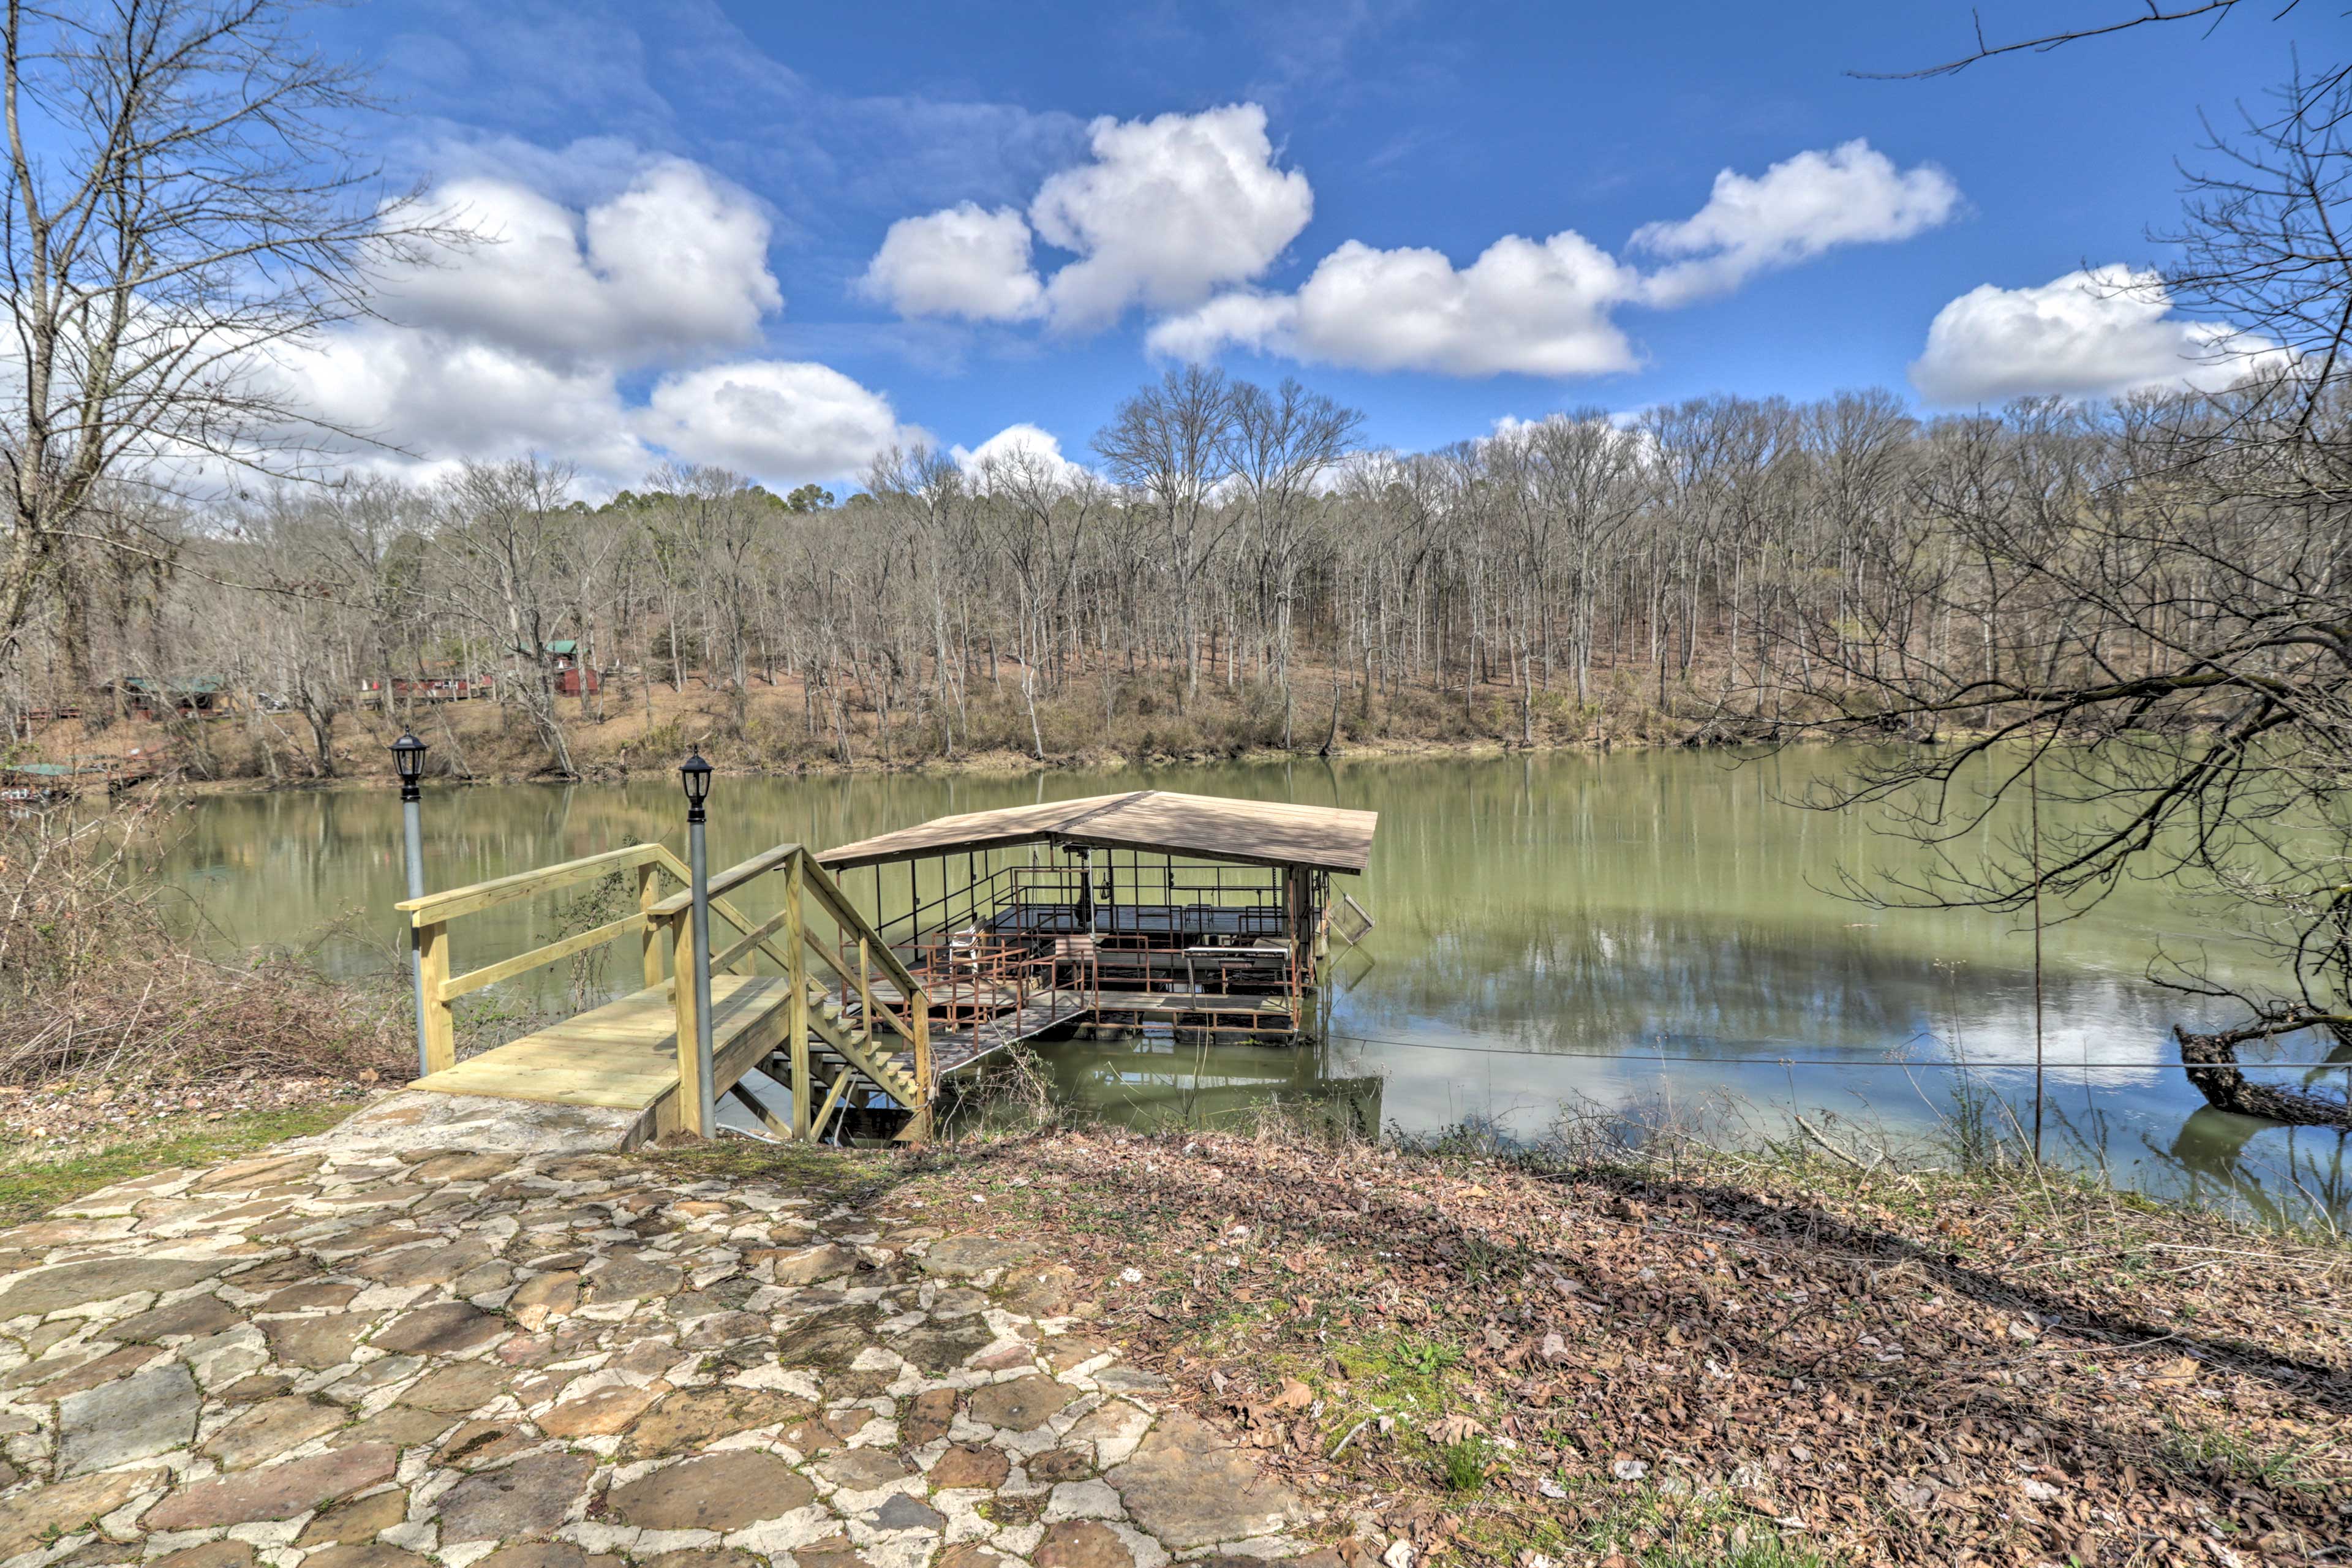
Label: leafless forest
xmin=12 ymin=374 xmax=2294 ymax=783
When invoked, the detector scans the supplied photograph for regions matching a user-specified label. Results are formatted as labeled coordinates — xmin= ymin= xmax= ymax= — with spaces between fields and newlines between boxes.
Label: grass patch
xmin=1327 ymin=1329 xmax=1466 ymax=1412
xmin=635 ymin=1137 xmax=901 ymax=1207
xmin=1474 ymin=1479 xmax=1833 ymax=1568
xmin=0 ymin=1101 xmax=357 ymax=1227
xmin=1441 ymin=1435 xmax=1498 ymax=1493
xmin=2158 ymin=1419 xmax=2333 ymax=1494
xmin=1637 ymin=1540 xmax=1830 ymax=1568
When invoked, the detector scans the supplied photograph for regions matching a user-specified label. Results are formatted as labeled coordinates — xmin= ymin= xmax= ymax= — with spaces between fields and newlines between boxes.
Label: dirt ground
xmin=4 ymin=1095 xmax=2348 ymax=1566
xmin=857 ymin=1125 xmax=2352 ymax=1567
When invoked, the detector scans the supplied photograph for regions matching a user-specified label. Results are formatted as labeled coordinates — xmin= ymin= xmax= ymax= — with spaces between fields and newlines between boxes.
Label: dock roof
xmin=815 ymin=790 xmax=1378 ymax=875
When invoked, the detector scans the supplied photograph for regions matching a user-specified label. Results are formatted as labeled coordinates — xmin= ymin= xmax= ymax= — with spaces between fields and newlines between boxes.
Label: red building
xmin=548 ymin=641 xmax=601 ymax=696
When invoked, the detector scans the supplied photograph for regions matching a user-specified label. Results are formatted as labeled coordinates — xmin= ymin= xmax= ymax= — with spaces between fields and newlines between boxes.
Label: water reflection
xmin=153 ymin=749 xmax=2349 ymax=1223
xmin=967 ymin=1036 xmax=1385 ymax=1141
xmin=2152 ymin=1109 xmax=2352 ymax=1229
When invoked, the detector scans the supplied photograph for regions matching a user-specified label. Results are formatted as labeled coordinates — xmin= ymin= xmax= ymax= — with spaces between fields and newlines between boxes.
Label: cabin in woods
xmin=818 ymin=790 xmax=1379 ymax=1068
xmin=546 ymin=640 xmax=601 ymax=696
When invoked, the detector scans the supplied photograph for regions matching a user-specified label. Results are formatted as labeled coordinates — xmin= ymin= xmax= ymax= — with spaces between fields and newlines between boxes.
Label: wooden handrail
xmin=645 ymin=846 xmax=796 ymax=975
xmin=439 ymin=912 xmax=647 ymax=1003
xmin=643 ymin=839 xmax=938 ymax=1140
xmin=407 ymin=842 xmax=681 ymax=1074
xmin=644 ymin=842 xmax=800 ymax=919
xmin=651 ymin=848 xmax=927 ymax=1033
xmin=707 ymin=902 xmax=793 ymax=976
xmin=398 ymin=843 xmax=665 ymax=925
xmin=652 ymin=842 xmax=932 ymax=1025
xmin=799 ymin=854 xmax=929 ymax=1008
xmin=404 ymin=833 xmax=937 ymax=1141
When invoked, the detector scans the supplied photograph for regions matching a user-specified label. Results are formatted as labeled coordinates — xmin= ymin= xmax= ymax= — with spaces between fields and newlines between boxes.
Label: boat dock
xmin=394 ymin=791 xmax=1376 ymax=1145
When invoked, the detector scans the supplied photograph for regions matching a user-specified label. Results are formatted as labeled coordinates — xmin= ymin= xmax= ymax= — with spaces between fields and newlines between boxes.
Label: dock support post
xmin=1284 ymin=864 xmax=1312 ymax=1026
xmin=415 ymin=919 xmax=455 ymax=1075
xmin=787 ymin=852 xmax=810 ymax=1140
xmin=908 ymin=982 xmax=933 ymax=1144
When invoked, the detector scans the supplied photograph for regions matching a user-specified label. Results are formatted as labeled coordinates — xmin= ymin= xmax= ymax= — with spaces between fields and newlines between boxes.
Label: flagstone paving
xmin=0 ymin=1142 xmax=1336 ymax=1568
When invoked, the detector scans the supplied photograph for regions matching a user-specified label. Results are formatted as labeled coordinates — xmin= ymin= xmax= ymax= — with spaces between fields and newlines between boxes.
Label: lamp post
xmin=390 ymin=733 xmax=430 ymax=1077
xmin=679 ymin=750 xmax=717 ymax=1137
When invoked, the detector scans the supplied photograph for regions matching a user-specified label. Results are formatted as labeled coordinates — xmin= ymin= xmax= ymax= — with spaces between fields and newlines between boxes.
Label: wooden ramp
xmin=397 ymin=841 xmax=938 ymax=1146
xmin=927 ymin=990 xmax=1090 ymax=1076
xmin=410 ymin=974 xmax=796 ymax=1143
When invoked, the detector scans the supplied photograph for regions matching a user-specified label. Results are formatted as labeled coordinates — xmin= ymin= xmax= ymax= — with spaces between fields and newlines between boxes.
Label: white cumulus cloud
xmin=1142 ymin=136 xmax=1954 ymax=379
xmin=635 ymin=360 xmax=924 ymax=481
xmin=1632 ymin=140 xmax=1959 ymax=306
xmin=859 ymin=202 xmax=1044 ymax=323
xmin=383 ymin=159 xmax=782 ymax=367
xmin=1031 ymin=104 xmax=1312 ymax=330
xmin=259 ymin=151 xmax=919 ymax=492
xmin=862 ymin=104 xmax=1311 ymax=336
xmin=1908 ymin=266 xmax=2269 ymax=405
xmin=271 ymin=323 xmax=649 ymax=484
xmin=951 ymin=422 xmax=1091 ymax=484
xmin=862 ymin=116 xmax=1957 ymax=386
xmin=1150 ymin=232 xmax=1642 ymax=376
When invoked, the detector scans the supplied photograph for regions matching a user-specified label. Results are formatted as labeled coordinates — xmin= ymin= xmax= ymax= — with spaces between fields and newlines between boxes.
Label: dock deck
xmin=410 ymin=973 xmax=797 ymax=1140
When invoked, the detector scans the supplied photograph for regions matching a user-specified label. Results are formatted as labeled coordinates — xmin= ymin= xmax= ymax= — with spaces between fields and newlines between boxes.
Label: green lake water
xmin=156 ymin=748 xmax=2352 ymax=1223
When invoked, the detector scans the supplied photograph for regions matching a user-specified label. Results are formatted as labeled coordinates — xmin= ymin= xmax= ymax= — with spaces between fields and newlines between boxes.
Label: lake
xmin=156 ymin=747 xmax=2352 ymax=1223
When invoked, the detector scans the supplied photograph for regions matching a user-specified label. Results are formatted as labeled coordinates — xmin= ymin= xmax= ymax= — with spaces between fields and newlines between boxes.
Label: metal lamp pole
xmin=679 ymin=751 xmax=717 ymax=1136
xmin=390 ymin=733 xmax=430 ymax=1078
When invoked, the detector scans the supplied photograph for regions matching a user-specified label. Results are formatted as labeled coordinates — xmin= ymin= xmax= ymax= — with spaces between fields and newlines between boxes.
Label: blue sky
xmin=292 ymin=0 xmax=2328 ymax=491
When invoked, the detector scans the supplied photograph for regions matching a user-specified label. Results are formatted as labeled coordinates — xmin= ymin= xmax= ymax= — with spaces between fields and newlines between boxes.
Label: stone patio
xmin=0 ymin=1134 xmax=1332 ymax=1568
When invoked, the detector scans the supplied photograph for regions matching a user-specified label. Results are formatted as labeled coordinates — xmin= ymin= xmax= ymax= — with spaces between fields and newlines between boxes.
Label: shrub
xmin=0 ymin=796 xmax=407 ymax=1088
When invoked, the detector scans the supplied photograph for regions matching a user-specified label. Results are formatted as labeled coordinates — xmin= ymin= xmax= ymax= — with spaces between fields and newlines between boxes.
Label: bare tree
xmin=1096 ymin=366 xmax=1237 ymax=711
xmin=1763 ymin=69 xmax=2352 ymax=1125
xmin=1227 ymin=379 xmax=1360 ymax=747
xmin=1856 ymin=2 xmax=2320 ymax=83
xmin=645 ymin=464 xmax=767 ymax=730
xmin=439 ymin=458 xmax=579 ymax=777
xmin=0 ymin=0 xmax=442 ymax=687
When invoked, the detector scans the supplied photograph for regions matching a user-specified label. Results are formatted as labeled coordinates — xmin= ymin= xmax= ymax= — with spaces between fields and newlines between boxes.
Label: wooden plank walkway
xmin=916 ymin=989 xmax=1299 ymax=1077
xmin=924 ymin=992 xmax=1091 ymax=1076
xmin=411 ymin=978 xmax=1299 ymax=1137
xmin=409 ymin=973 xmax=795 ymax=1140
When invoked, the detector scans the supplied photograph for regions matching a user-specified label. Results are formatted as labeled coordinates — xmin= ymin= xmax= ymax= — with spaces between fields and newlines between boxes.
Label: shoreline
xmin=20 ymin=665 xmax=1799 ymax=797
xmin=159 ymin=730 xmax=1765 ymax=799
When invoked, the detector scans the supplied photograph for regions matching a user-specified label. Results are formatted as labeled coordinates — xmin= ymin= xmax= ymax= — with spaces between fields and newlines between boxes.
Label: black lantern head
xmin=679 ymin=750 xmax=714 ymax=822
xmin=390 ymin=733 xmax=428 ymax=801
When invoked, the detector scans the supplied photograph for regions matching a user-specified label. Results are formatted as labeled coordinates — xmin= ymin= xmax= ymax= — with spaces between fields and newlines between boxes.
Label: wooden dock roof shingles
xmin=813 ymin=790 xmax=1378 ymax=873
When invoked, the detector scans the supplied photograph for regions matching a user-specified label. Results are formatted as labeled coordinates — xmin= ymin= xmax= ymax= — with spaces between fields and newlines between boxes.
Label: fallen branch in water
xmin=2175 ymin=1024 xmax=2352 ymax=1128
